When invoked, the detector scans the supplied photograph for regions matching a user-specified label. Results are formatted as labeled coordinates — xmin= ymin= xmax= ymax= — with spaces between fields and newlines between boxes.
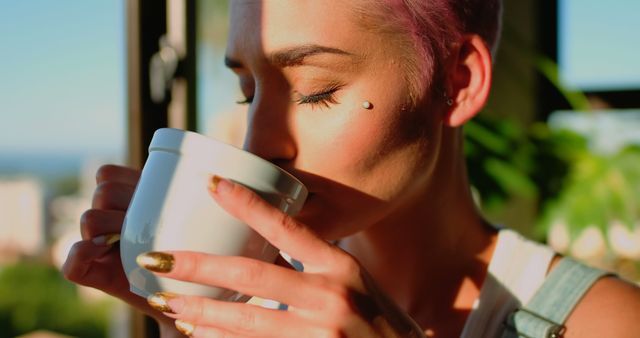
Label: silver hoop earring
xmin=444 ymin=92 xmax=454 ymax=107
xmin=446 ymin=97 xmax=454 ymax=107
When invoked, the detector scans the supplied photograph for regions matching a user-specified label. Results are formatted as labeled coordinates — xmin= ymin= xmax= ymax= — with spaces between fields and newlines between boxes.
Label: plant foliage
xmin=0 ymin=261 xmax=111 ymax=338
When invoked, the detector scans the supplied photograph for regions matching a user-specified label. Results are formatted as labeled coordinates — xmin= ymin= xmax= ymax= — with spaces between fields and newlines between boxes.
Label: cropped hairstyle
xmin=353 ymin=0 xmax=503 ymax=105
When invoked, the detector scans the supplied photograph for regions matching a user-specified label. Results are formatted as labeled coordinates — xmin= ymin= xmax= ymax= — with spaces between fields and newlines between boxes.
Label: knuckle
xmin=179 ymin=254 xmax=202 ymax=279
xmin=278 ymin=213 xmax=299 ymax=233
xmin=80 ymin=209 xmax=124 ymax=238
xmin=92 ymin=181 xmax=115 ymax=206
xmin=320 ymin=285 xmax=352 ymax=316
xmin=79 ymin=209 xmax=95 ymax=238
xmin=61 ymin=243 xmax=83 ymax=281
xmin=61 ymin=261 xmax=75 ymax=281
xmin=61 ymin=267 xmax=77 ymax=282
xmin=80 ymin=209 xmax=96 ymax=226
xmin=180 ymin=253 xmax=216 ymax=281
xmin=235 ymin=308 xmax=257 ymax=332
xmin=95 ymin=164 xmax=118 ymax=183
xmin=329 ymin=253 xmax=361 ymax=280
xmin=186 ymin=296 xmax=206 ymax=320
xmin=92 ymin=181 xmax=132 ymax=210
xmin=229 ymin=260 xmax=264 ymax=286
xmin=239 ymin=186 xmax=262 ymax=209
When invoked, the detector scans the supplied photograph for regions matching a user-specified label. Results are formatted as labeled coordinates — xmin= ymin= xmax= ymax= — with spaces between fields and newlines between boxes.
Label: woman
xmin=64 ymin=1 xmax=640 ymax=337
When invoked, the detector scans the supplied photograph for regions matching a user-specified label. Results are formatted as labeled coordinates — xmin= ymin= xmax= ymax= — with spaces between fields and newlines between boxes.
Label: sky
xmin=0 ymin=0 xmax=638 ymax=157
xmin=0 ymin=0 xmax=125 ymax=155
xmin=558 ymin=0 xmax=640 ymax=91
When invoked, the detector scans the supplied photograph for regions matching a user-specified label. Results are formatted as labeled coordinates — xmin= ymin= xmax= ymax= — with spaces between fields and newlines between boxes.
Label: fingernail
xmin=208 ymin=174 xmax=222 ymax=192
xmin=147 ymin=292 xmax=179 ymax=314
xmin=92 ymin=234 xmax=121 ymax=246
xmin=136 ymin=251 xmax=175 ymax=273
xmin=175 ymin=319 xmax=195 ymax=337
xmin=208 ymin=175 xmax=232 ymax=194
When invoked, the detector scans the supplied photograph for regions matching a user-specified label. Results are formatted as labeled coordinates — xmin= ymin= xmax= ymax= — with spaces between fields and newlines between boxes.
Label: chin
xmin=294 ymin=193 xmax=346 ymax=240
xmin=294 ymin=193 xmax=379 ymax=242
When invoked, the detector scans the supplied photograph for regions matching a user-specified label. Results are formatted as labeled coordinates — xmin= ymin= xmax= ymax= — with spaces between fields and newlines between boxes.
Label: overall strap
xmin=501 ymin=257 xmax=610 ymax=338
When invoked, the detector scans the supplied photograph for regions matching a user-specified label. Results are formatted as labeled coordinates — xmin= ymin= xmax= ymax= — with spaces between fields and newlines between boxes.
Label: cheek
xmin=293 ymin=81 xmax=421 ymax=194
xmin=294 ymin=104 xmax=376 ymax=177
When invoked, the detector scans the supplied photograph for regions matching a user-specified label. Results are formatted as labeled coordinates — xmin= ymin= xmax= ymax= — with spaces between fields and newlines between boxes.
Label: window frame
xmin=126 ymin=0 xmax=196 ymax=336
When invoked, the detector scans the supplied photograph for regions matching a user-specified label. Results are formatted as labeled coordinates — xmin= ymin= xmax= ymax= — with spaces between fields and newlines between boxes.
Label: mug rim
xmin=150 ymin=128 xmax=307 ymax=193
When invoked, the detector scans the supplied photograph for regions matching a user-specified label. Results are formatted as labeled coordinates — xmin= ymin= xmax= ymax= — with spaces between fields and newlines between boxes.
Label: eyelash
xmin=295 ymin=86 xmax=340 ymax=109
xmin=236 ymin=85 xmax=341 ymax=109
xmin=236 ymin=97 xmax=253 ymax=105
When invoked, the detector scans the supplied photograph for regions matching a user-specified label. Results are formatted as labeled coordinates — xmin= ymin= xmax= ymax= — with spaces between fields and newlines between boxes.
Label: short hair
xmin=352 ymin=0 xmax=503 ymax=105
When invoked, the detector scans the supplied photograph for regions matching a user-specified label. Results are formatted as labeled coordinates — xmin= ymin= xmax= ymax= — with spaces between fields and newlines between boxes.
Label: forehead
xmin=227 ymin=0 xmax=370 ymax=57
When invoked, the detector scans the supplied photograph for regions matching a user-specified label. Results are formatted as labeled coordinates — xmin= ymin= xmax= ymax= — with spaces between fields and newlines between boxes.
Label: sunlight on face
xmin=226 ymin=1 xmax=441 ymax=239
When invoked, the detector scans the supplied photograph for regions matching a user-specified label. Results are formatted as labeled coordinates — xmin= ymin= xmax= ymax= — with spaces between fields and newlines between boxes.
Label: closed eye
xmin=294 ymin=84 xmax=342 ymax=109
xmin=236 ymin=96 xmax=254 ymax=105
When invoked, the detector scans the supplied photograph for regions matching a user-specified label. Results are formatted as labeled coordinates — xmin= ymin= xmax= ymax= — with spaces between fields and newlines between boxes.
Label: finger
xmin=80 ymin=209 xmax=125 ymax=240
xmin=92 ymin=181 xmax=136 ymax=210
xmin=152 ymin=295 xmax=304 ymax=337
xmin=208 ymin=176 xmax=339 ymax=269
xmin=173 ymin=321 xmax=239 ymax=338
xmin=62 ymin=240 xmax=119 ymax=286
xmin=189 ymin=323 xmax=339 ymax=338
xmin=96 ymin=164 xmax=140 ymax=186
xmin=62 ymin=240 xmax=169 ymax=321
xmin=274 ymin=254 xmax=295 ymax=270
xmin=174 ymin=318 xmax=325 ymax=338
xmin=138 ymin=252 xmax=325 ymax=309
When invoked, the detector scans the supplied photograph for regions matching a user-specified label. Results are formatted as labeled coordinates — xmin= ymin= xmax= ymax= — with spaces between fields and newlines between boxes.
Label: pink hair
xmin=353 ymin=0 xmax=502 ymax=105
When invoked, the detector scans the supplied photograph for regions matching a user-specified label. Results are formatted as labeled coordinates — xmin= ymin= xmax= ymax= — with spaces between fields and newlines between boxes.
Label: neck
xmin=339 ymin=128 xmax=498 ymax=336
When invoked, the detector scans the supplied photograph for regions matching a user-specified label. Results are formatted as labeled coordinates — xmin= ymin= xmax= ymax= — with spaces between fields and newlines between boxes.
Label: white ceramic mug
xmin=120 ymin=128 xmax=307 ymax=301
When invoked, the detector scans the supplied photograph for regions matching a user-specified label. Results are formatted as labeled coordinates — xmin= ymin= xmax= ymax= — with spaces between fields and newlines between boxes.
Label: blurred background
xmin=0 ymin=0 xmax=639 ymax=337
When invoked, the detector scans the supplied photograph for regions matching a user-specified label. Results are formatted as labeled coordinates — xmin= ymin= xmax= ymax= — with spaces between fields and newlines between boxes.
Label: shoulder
xmin=564 ymin=275 xmax=640 ymax=338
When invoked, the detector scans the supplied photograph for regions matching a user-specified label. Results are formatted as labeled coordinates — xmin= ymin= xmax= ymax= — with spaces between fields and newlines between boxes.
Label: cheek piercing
xmin=362 ymin=101 xmax=373 ymax=109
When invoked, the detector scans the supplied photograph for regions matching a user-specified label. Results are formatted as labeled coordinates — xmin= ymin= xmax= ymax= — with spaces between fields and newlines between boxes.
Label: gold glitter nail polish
xmin=175 ymin=319 xmax=195 ymax=337
xmin=136 ymin=251 xmax=175 ymax=273
xmin=92 ymin=233 xmax=121 ymax=246
xmin=147 ymin=292 xmax=178 ymax=313
xmin=105 ymin=234 xmax=121 ymax=245
xmin=208 ymin=174 xmax=222 ymax=192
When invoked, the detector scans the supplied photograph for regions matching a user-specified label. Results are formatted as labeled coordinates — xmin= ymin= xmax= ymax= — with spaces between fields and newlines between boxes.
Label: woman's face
xmin=226 ymin=1 xmax=442 ymax=240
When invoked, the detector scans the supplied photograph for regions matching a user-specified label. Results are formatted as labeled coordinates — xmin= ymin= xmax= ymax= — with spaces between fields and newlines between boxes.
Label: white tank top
xmin=460 ymin=228 xmax=556 ymax=338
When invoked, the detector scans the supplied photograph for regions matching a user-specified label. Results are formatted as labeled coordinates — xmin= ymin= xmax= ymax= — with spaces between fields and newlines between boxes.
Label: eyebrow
xmin=224 ymin=44 xmax=354 ymax=69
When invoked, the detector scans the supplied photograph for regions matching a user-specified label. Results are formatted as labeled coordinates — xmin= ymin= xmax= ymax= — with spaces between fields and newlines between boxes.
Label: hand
xmin=62 ymin=164 xmax=177 ymax=328
xmin=139 ymin=176 xmax=425 ymax=338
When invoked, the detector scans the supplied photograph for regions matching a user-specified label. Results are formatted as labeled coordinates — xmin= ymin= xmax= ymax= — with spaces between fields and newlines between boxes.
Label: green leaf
xmin=464 ymin=120 xmax=511 ymax=155
xmin=535 ymin=56 xmax=591 ymax=111
xmin=484 ymin=158 xmax=537 ymax=197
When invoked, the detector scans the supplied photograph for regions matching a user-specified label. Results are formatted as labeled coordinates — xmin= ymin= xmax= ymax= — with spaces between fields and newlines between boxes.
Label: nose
xmin=242 ymin=92 xmax=297 ymax=165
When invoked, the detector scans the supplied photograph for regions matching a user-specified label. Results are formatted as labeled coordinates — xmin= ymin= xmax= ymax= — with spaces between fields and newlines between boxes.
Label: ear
xmin=443 ymin=34 xmax=493 ymax=127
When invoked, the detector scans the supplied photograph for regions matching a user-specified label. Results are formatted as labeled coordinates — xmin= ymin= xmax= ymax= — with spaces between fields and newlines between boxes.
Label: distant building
xmin=0 ymin=177 xmax=45 ymax=262
xmin=50 ymin=157 xmax=106 ymax=268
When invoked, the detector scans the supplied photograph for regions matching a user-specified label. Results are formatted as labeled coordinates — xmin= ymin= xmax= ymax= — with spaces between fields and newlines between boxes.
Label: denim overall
xmin=501 ymin=257 xmax=610 ymax=338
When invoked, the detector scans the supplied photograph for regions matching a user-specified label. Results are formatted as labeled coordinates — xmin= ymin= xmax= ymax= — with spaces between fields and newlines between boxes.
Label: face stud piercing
xmin=362 ymin=101 xmax=373 ymax=109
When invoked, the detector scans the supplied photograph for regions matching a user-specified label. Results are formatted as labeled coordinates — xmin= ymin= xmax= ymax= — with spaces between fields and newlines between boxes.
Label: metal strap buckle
xmin=503 ymin=308 xmax=567 ymax=338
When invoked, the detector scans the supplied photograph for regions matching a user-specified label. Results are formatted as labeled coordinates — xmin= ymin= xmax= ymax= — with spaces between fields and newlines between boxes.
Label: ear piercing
xmin=444 ymin=92 xmax=454 ymax=106
xmin=362 ymin=101 xmax=373 ymax=109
